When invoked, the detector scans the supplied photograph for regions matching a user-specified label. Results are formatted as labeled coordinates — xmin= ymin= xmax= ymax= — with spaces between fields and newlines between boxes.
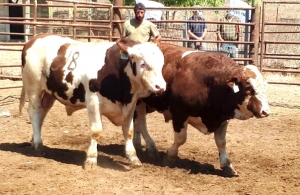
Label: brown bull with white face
xmin=133 ymin=43 xmax=270 ymax=177
xmin=19 ymin=34 xmax=166 ymax=167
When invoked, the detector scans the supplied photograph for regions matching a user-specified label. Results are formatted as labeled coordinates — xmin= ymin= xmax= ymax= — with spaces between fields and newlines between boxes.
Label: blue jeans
xmin=221 ymin=43 xmax=239 ymax=58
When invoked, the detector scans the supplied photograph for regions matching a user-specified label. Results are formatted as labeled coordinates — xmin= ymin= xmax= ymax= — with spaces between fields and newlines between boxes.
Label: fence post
xmin=183 ymin=10 xmax=187 ymax=47
xmin=249 ymin=4 xmax=259 ymax=66
xmin=33 ymin=0 xmax=37 ymax=36
xmin=25 ymin=0 xmax=30 ymax=42
xmin=112 ymin=0 xmax=122 ymax=41
xmin=73 ymin=2 xmax=77 ymax=40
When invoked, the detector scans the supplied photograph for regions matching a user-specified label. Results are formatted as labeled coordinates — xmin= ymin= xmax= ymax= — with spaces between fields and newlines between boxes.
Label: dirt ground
xmin=0 ymin=79 xmax=299 ymax=195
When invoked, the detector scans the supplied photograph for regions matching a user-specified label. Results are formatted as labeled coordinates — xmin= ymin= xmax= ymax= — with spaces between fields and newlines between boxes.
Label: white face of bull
xmin=121 ymin=42 xmax=166 ymax=94
xmin=234 ymin=65 xmax=271 ymax=120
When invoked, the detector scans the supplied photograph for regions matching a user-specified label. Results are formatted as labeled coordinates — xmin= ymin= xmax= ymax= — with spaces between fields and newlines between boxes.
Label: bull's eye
xmin=141 ymin=63 xmax=151 ymax=71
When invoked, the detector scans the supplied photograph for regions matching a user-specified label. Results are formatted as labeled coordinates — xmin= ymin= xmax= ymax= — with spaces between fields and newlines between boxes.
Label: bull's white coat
xmin=20 ymin=34 xmax=166 ymax=167
xmin=181 ymin=50 xmax=202 ymax=59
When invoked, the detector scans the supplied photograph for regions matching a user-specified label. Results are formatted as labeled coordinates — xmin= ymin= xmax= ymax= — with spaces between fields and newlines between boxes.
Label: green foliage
xmin=244 ymin=0 xmax=262 ymax=6
xmin=110 ymin=0 xmax=225 ymax=7
xmin=109 ymin=0 xmax=261 ymax=7
xmin=159 ymin=0 xmax=225 ymax=7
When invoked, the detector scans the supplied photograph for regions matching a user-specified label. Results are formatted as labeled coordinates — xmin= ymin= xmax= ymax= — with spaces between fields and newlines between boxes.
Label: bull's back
xmin=22 ymin=34 xmax=76 ymax=84
xmin=158 ymin=43 xmax=195 ymax=83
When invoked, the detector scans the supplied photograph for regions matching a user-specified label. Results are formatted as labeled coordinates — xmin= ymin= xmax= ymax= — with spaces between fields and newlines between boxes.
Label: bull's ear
xmin=116 ymin=40 xmax=129 ymax=56
xmin=227 ymin=77 xmax=240 ymax=93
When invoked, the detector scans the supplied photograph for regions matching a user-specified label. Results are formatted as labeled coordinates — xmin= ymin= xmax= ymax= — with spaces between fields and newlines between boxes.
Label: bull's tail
xmin=19 ymin=86 xmax=25 ymax=116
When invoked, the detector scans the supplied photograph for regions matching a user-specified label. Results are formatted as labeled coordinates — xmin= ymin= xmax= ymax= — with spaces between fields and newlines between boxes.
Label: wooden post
xmin=73 ymin=2 xmax=77 ymax=40
xmin=249 ymin=4 xmax=259 ymax=66
xmin=112 ymin=0 xmax=122 ymax=41
xmin=33 ymin=0 xmax=37 ymax=36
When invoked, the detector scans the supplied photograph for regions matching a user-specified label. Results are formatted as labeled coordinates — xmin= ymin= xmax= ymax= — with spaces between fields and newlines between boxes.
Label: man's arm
xmin=187 ymin=30 xmax=200 ymax=40
xmin=150 ymin=22 xmax=162 ymax=42
xmin=235 ymin=17 xmax=242 ymax=46
xmin=216 ymin=21 xmax=224 ymax=41
xmin=201 ymin=28 xmax=207 ymax=39
xmin=216 ymin=21 xmax=224 ymax=50
xmin=153 ymin=34 xmax=162 ymax=42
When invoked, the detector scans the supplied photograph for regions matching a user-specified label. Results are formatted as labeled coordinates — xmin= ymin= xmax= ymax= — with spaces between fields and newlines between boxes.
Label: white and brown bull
xmin=133 ymin=43 xmax=271 ymax=177
xmin=19 ymin=34 xmax=166 ymax=168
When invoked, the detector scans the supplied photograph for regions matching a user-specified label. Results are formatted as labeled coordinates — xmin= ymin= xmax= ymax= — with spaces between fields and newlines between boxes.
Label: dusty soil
xmin=0 ymin=79 xmax=300 ymax=195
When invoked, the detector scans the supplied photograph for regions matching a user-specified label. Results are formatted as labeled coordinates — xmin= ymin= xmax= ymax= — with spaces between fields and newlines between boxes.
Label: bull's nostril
xmin=262 ymin=111 xmax=270 ymax=117
xmin=155 ymin=85 xmax=160 ymax=90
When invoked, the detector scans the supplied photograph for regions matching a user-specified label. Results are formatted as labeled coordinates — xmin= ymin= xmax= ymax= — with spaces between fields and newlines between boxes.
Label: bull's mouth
xmin=255 ymin=111 xmax=270 ymax=118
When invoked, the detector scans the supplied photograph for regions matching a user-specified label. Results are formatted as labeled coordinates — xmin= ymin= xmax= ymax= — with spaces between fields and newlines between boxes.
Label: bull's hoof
xmin=134 ymin=145 xmax=143 ymax=158
xmin=162 ymin=154 xmax=176 ymax=167
xmin=83 ymin=157 xmax=97 ymax=169
xmin=129 ymin=157 xmax=142 ymax=168
xmin=145 ymin=147 xmax=160 ymax=160
xmin=32 ymin=142 xmax=45 ymax=156
xmin=222 ymin=166 xmax=238 ymax=177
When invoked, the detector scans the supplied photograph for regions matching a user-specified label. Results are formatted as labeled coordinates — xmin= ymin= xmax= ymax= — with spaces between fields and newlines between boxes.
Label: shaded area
xmin=98 ymin=143 xmax=227 ymax=177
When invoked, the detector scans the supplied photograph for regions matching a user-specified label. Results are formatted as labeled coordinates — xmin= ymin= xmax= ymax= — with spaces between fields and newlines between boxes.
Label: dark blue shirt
xmin=187 ymin=16 xmax=207 ymax=38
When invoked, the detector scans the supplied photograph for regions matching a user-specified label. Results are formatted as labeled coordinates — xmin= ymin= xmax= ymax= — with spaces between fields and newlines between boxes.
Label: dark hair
xmin=134 ymin=3 xmax=146 ymax=12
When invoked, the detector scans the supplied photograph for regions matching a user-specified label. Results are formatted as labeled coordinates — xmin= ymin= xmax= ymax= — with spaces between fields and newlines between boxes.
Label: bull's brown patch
xmin=51 ymin=43 xmax=69 ymax=71
xmin=66 ymin=72 xmax=74 ymax=84
xmin=89 ymin=40 xmax=135 ymax=105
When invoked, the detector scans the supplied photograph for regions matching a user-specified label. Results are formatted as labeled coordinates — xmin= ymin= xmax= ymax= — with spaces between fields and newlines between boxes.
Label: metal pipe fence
xmin=6 ymin=1 xmax=295 ymax=90
xmin=260 ymin=0 xmax=300 ymax=85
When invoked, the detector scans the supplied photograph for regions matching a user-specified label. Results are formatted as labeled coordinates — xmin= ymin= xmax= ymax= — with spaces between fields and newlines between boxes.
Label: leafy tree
xmin=245 ymin=0 xmax=262 ymax=6
xmin=110 ymin=0 xmax=261 ymax=7
xmin=110 ymin=0 xmax=225 ymax=7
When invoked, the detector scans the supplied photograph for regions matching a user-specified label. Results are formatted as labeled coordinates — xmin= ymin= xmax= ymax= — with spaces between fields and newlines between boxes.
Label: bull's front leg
xmin=133 ymin=101 xmax=159 ymax=159
xmin=123 ymin=108 xmax=142 ymax=167
xmin=84 ymin=93 xmax=102 ymax=169
xmin=164 ymin=120 xmax=188 ymax=166
xmin=214 ymin=120 xmax=238 ymax=177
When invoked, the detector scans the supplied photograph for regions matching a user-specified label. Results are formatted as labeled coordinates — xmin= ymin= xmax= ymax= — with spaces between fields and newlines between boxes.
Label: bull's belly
xmin=49 ymin=86 xmax=133 ymax=126
xmin=100 ymin=100 xmax=127 ymax=126
xmin=160 ymin=110 xmax=209 ymax=134
xmin=53 ymin=93 xmax=86 ymax=107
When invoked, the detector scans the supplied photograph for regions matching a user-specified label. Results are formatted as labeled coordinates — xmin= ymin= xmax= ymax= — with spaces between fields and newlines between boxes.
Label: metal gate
xmin=260 ymin=0 xmax=300 ymax=85
xmin=0 ymin=0 xmax=113 ymax=89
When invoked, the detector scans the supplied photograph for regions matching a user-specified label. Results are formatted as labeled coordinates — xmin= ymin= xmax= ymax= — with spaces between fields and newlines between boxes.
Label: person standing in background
xmin=216 ymin=10 xmax=242 ymax=58
xmin=122 ymin=2 xmax=162 ymax=43
xmin=187 ymin=5 xmax=208 ymax=50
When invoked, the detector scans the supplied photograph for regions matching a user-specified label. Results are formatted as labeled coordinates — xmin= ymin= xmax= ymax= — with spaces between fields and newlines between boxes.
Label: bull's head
xmin=231 ymin=65 xmax=271 ymax=120
xmin=116 ymin=40 xmax=166 ymax=97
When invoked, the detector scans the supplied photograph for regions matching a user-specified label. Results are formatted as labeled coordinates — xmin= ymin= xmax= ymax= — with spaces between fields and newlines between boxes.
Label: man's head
xmin=134 ymin=3 xmax=146 ymax=22
xmin=192 ymin=5 xmax=203 ymax=18
xmin=227 ymin=10 xmax=235 ymax=19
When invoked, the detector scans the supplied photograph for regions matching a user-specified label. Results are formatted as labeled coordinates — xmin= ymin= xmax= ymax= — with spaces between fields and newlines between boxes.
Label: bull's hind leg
xmin=133 ymin=101 xmax=159 ymax=160
xmin=27 ymin=90 xmax=55 ymax=154
xmin=214 ymin=120 xmax=238 ymax=177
